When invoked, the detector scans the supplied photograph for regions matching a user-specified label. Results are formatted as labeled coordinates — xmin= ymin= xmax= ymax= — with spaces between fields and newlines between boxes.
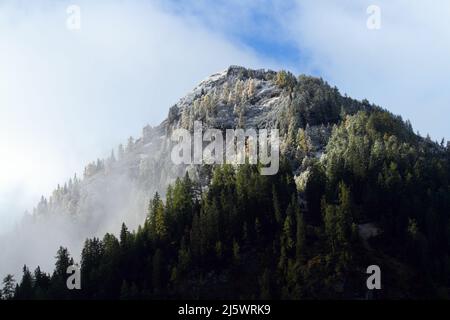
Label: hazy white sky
xmin=1 ymin=0 xmax=450 ymax=232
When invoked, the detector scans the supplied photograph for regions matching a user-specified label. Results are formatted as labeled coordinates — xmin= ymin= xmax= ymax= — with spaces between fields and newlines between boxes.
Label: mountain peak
xmin=225 ymin=65 xmax=276 ymax=79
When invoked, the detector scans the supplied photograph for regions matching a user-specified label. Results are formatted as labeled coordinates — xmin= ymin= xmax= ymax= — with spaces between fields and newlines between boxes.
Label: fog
xmin=0 ymin=0 xmax=278 ymax=278
xmin=0 ymin=171 xmax=147 ymax=277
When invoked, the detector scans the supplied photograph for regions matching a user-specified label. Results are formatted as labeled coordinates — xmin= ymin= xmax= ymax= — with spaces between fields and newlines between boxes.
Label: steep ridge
xmin=0 ymin=66 xmax=411 ymax=278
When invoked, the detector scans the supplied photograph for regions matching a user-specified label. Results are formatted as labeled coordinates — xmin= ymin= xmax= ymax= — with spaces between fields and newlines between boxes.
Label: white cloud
xmin=0 ymin=0 xmax=277 ymax=233
xmin=287 ymin=0 xmax=450 ymax=140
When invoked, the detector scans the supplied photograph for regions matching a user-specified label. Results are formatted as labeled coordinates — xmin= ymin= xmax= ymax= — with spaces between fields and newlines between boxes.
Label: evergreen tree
xmin=2 ymin=274 xmax=16 ymax=300
xmin=49 ymin=247 xmax=74 ymax=299
xmin=33 ymin=266 xmax=50 ymax=300
xmin=16 ymin=265 xmax=34 ymax=300
xmin=295 ymin=209 xmax=306 ymax=262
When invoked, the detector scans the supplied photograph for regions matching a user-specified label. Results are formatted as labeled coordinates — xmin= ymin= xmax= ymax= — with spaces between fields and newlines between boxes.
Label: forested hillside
xmin=2 ymin=67 xmax=450 ymax=299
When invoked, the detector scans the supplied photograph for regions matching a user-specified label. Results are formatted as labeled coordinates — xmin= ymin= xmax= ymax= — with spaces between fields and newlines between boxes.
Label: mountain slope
xmin=2 ymin=66 xmax=450 ymax=299
xmin=25 ymin=66 xmax=375 ymax=233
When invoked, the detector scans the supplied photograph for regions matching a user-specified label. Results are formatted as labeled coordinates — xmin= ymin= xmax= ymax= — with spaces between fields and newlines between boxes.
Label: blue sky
xmin=157 ymin=0 xmax=450 ymax=141
xmin=1 ymin=0 xmax=450 ymax=232
xmin=157 ymin=0 xmax=305 ymax=69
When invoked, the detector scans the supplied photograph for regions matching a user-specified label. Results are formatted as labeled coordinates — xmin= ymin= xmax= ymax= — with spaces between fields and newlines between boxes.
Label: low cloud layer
xmin=0 ymin=0 xmax=278 ymax=233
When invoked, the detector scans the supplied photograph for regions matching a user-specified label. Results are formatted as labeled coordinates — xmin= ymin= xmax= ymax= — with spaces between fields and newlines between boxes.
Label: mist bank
xmin=0 ymin=120 xmax=180 ymax=277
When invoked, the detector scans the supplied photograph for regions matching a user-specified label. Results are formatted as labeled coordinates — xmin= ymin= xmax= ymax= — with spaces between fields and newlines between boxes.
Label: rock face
xmin=0 ymin=66 xmax=373 ymax=275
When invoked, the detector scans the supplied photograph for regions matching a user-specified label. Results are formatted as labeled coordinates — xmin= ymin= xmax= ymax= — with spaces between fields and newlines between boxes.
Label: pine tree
xmin=152 ymin=249 xmax=164 ymax=294
xmin=54 ymin=247 xmax=73 ymax=278
xmin=165 ymin=185 xmax=174 ymax=235
xmin=50 ymin=247 xmax=74 ymax=299
xmin=17 ymin=265 xmax=34 ymax=300
xmin=154 ymin=201 xmax=167 ymax=240
xmin=297 ymin=128 xmax=312 ymax=155
xmin=190 ymin=212 xmax=202 ymax=260
xmin=177 ymin=237 xmax=191 ymax=276
xmin=33 ymin=266 xmax=50 ymax=299
xmin=120 ymin=223 xmax=130 ymax=247
xmin=295 ymin=209 xmax=306 ymax=262
xmin=205 ymin=199 xmax=220 ymax=249
xmin=282 ymin=211 xmax=295 ymax=254
xmin=322 ymin=182 xmax=354 ymax=272
xmin=2 ymin=274 xmax=16 ymax=300
xmin=272 ymin=186 xmax=282 ymax=225
xmin=148 ymin=193 xmax=166 ymax=240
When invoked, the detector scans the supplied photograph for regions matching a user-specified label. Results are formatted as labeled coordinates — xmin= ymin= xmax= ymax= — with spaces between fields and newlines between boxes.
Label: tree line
xmin=2 ymin=109 xmax=450 ymax=299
